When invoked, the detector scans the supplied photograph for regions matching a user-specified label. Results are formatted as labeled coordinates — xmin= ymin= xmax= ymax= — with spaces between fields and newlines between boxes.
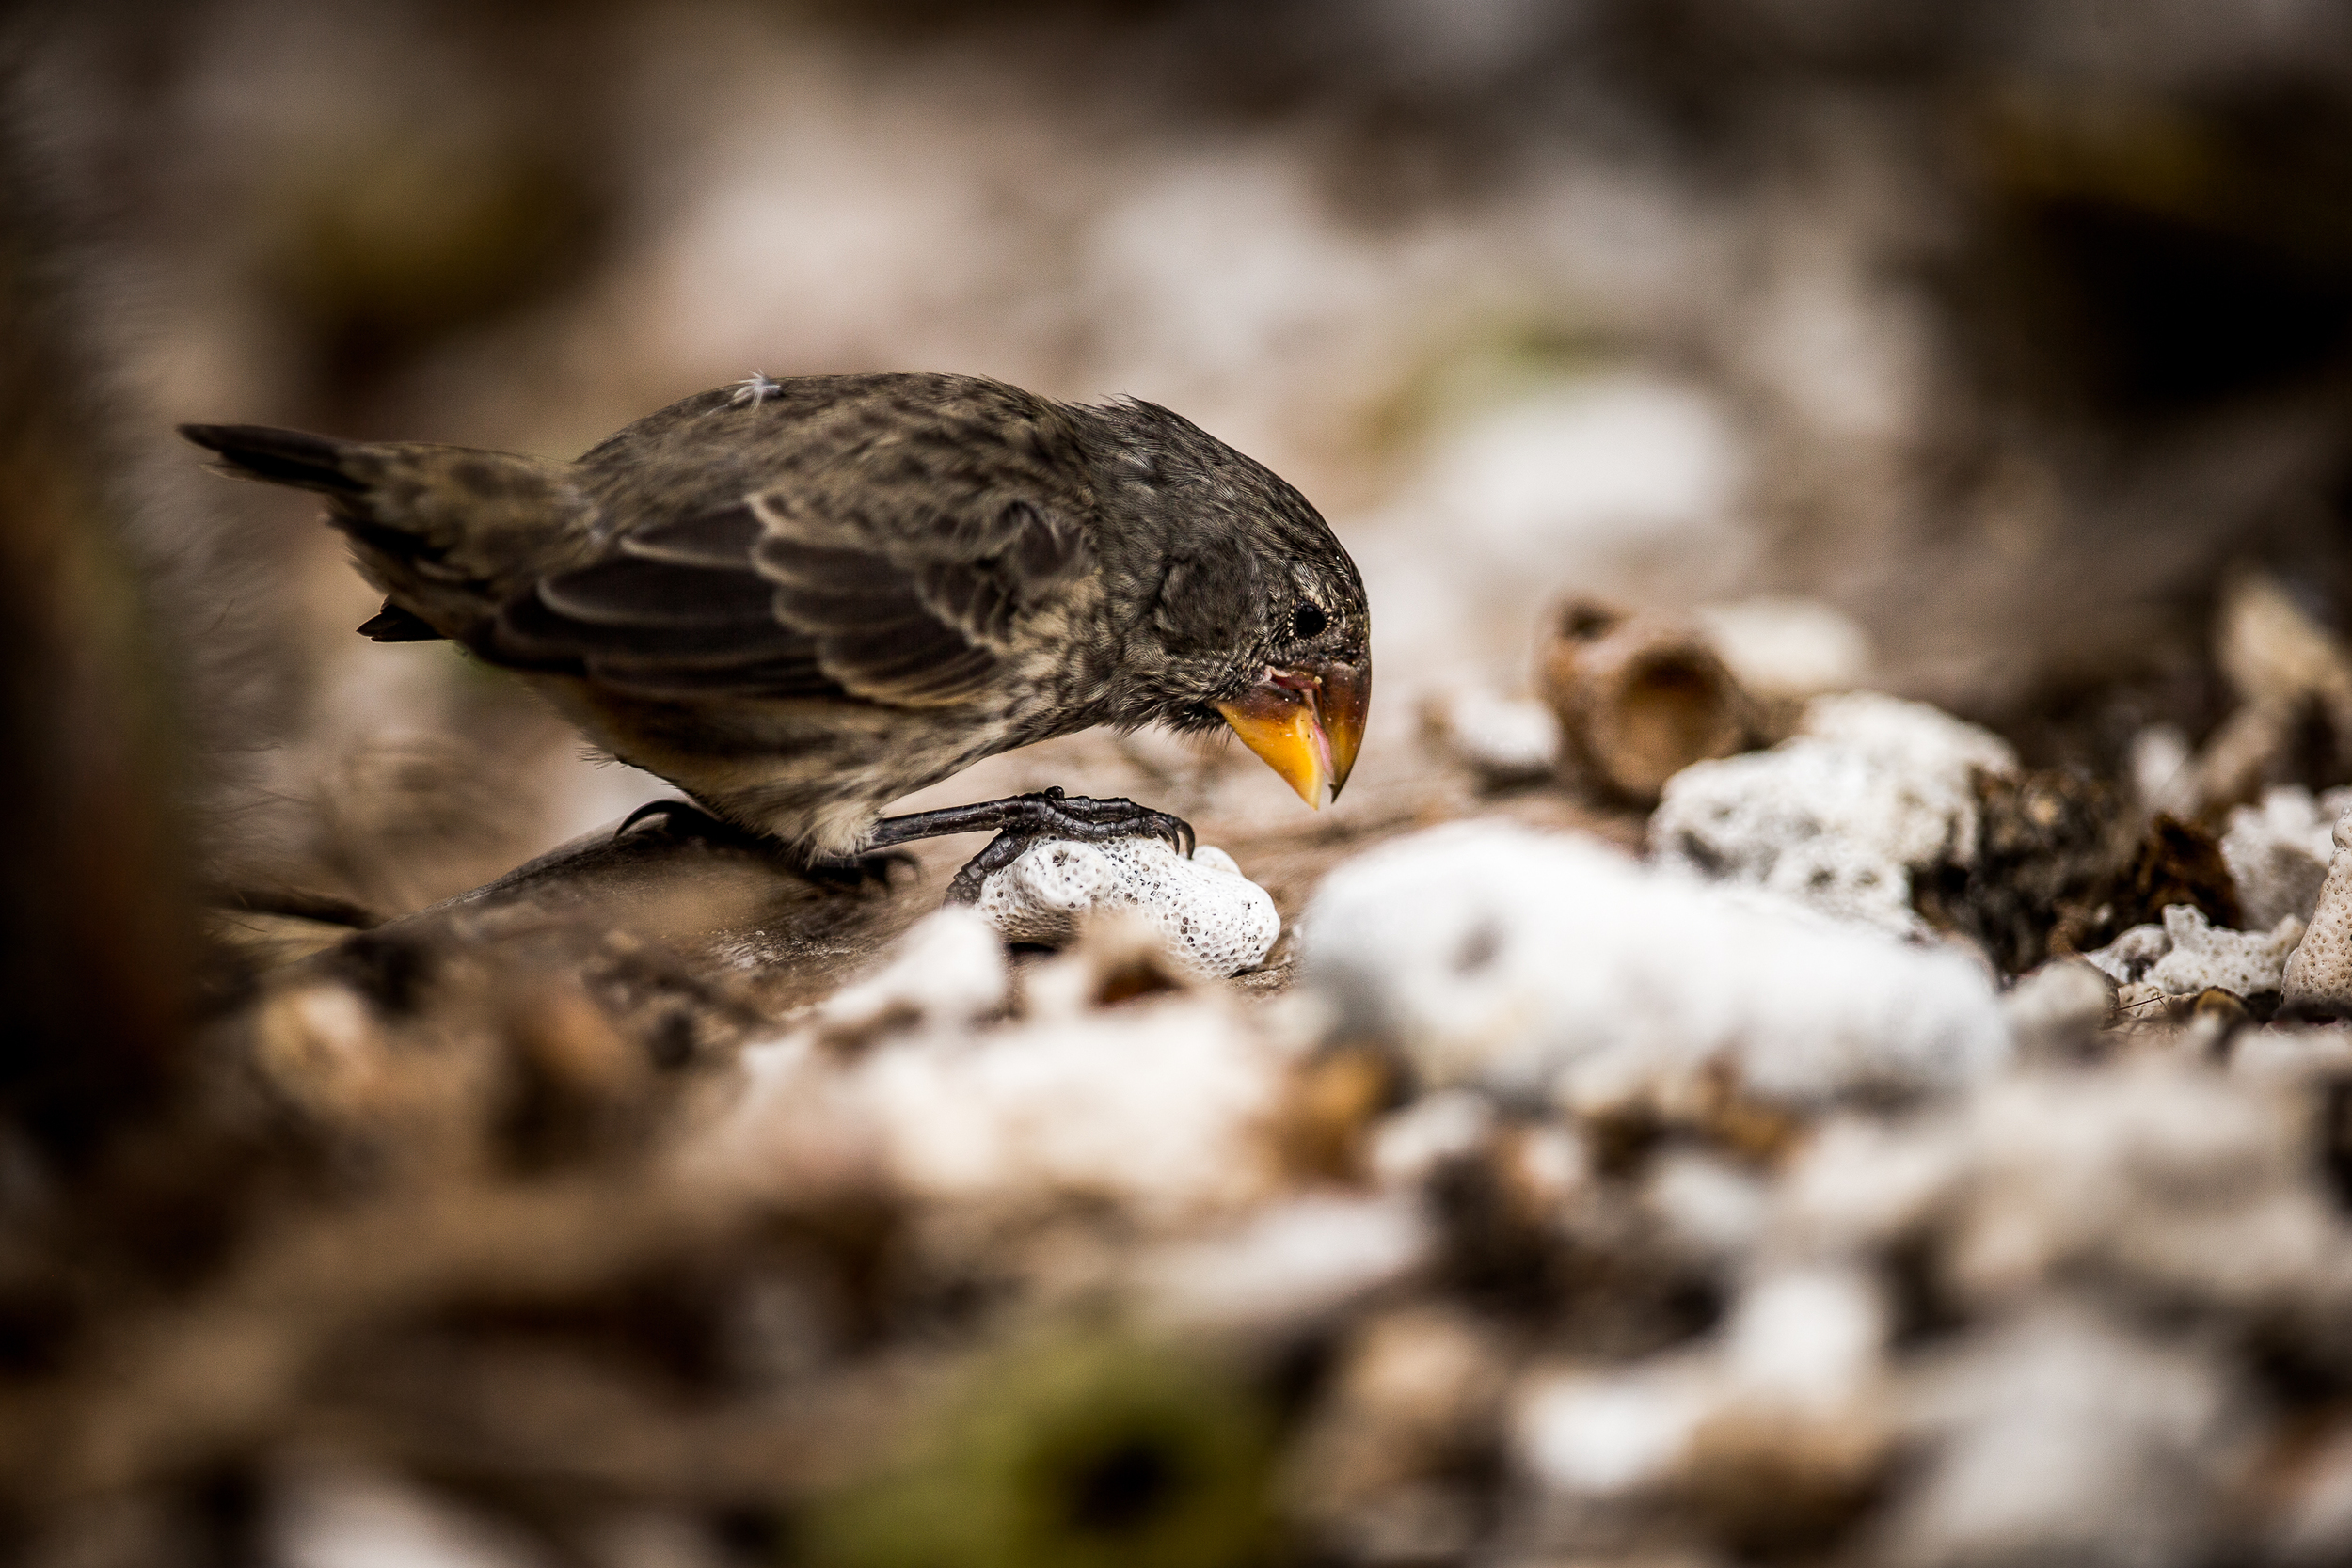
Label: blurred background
xmin=19 ymin=0 xmax=2352 ymax=917
xmin=12 ymin=3 xmax=2352 ymax=1565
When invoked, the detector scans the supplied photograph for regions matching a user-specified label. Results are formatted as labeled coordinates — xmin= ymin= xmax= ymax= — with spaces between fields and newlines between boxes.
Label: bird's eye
xmin=1290 ymin=602 xmax=1327 ymax=641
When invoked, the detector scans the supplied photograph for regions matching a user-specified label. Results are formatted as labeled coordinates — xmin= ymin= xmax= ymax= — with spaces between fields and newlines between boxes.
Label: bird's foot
xmin=869 ymin=786 xmax=1195 ymax=859
xmin=943 ymin=831 xmax=1048 ymax=904
xmin=869 ymin=787 xmax=1197 ymax=906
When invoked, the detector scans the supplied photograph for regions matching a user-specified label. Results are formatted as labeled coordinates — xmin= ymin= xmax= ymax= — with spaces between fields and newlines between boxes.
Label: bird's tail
xmin=179 ymin=423 xmax=591 ymax=643
xmin=178 ymin=422 xmax=373 ymax=495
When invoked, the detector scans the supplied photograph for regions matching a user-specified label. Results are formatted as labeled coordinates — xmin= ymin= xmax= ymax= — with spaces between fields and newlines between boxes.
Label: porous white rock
xmin=2222 ymin=786 xmax=2352 ymax=930
xmin=967 ymin=836 xmax=1279 ymax=980
xmin=2286 ymin=808 xmax=2352 ymax=1017
xmin=1649 ymin=691 xmax=2016 ymax=933
xmin=2083 ymin=906 xmax=2303 ymax=998
xmin=1300 ymin=822 xmax=2010 ymax=1109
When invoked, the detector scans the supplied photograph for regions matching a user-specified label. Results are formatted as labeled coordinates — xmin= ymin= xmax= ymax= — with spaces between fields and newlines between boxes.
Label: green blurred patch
xmin=810 ymin=1329 xmax=1279 ymax=1568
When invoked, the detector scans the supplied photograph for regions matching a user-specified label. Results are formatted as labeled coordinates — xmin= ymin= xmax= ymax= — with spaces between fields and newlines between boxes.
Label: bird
xmin=180 ymin=372 xmax=1370 ymax=879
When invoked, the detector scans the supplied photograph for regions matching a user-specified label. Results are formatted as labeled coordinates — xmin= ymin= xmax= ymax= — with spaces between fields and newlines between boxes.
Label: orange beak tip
xmin=1215 ymin=692 xmax=1331 ymax=809
xmin=1217 ymin=657 xmax=1369 ymax=811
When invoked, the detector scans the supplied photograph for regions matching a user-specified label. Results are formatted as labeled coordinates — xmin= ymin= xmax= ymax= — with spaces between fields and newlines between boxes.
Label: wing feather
xmin=488 ymin=377 xmax=1099 ymax=708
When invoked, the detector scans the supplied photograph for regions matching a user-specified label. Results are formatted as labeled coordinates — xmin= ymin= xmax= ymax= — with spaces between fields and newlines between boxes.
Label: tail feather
xmin=180 ymin=420 xmax=588 ymax=645
xmin=177 ymin=423 xmax=370 ymax=495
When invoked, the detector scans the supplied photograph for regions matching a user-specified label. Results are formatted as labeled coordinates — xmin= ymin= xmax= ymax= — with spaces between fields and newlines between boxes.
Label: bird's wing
xmin=490 ymin=417 xmax=1094 ymax=706
xmin=492 ymin=502 xmax=846 ymax=700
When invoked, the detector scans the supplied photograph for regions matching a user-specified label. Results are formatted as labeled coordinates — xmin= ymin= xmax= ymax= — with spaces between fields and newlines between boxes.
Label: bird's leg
xmin=616 ymin=799 xmax=913 ymax=889
xmin=868 ymin=786 xmax=1197 ymax=859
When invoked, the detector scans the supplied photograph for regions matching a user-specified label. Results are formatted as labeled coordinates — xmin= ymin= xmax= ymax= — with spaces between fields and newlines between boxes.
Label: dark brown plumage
xmin=181 ymin=372 xmax=1370 ymax=861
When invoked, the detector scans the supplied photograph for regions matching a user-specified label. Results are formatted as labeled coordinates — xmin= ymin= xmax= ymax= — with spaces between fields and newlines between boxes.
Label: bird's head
xmin=1082 ymin=400 xmax=1371 ymax=807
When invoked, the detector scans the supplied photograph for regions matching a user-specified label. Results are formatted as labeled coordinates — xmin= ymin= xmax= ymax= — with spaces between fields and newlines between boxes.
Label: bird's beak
xmin=1215 ymin=657 xmax=1370 ymax=809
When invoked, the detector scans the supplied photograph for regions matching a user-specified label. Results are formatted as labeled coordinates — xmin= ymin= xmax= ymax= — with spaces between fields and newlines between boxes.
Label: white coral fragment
xmin=2083 ymin=905 xmax=2303 ymax=998
xmin=2147 ymin=905 xmax=2303 ymax=997
xmin=1648 ymin=691 xmax=2016 ymax=933
xmin=1300 ymin=821 xmax=2010 ymax=1109
xmin=968 ymin=837 xmax=1279 ymax=980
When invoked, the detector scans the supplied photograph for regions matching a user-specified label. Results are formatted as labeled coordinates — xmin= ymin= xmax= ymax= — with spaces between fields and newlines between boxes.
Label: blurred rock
xmin=2003 ymin=958 xmax=2114 ymax=1062
xmin=2171 ymin=575 xmax=2352 ymax=816
xmin=1140 ymin=1194 xmax=1429 ymax=1334
xmin=271 ymin=1463 xmax=554 ymax=1568
xmin=1419 ymin=683 xmax=1563 ymax=788
xmin=1516 ymin=1266 xmax=1890 ymax=1556
xmin=1301 ymin=821 xmax=2010 ymax=1110
xmin=1695 ymin=597 xmax=1874 ymax=702
xmin=712 ymin=937 xmax=1290 ymax=1221
xmin=1775 ymin=1065 xmax=2352 ymax=1350
xmin=1873 ymin=1307 xmax=2247 ymax=1568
